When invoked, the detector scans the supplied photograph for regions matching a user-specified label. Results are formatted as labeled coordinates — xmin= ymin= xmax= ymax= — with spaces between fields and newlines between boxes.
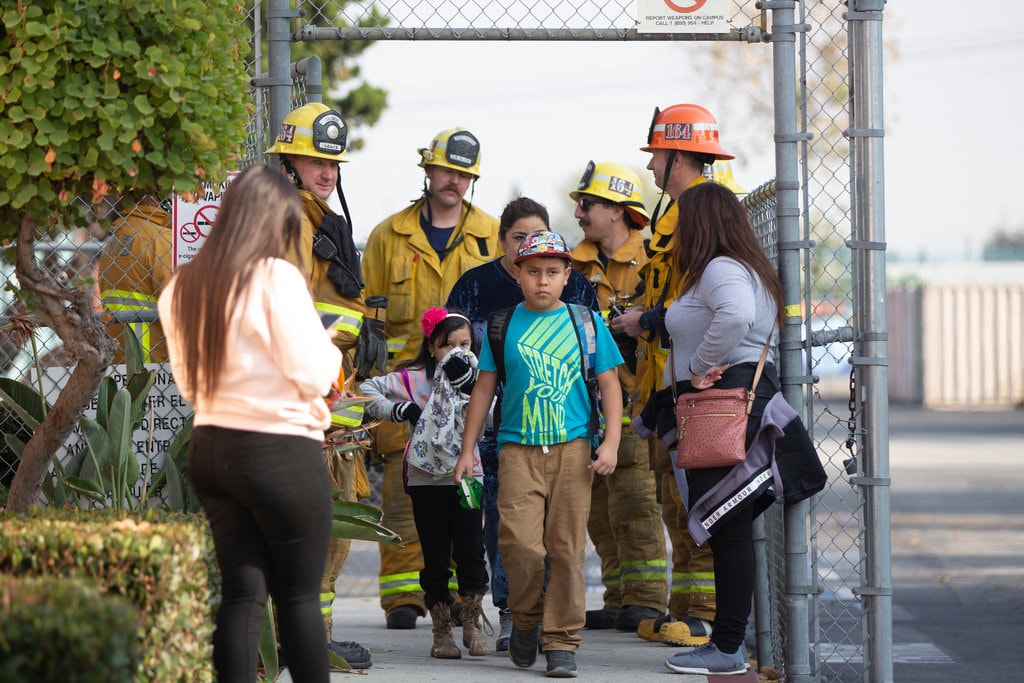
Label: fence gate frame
xmin=250 ymin=2 xmax=892 ymax=681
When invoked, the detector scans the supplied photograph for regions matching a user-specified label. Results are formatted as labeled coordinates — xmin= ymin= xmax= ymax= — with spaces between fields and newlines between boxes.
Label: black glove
xmin=392 ymin=401 xmax=421 ymax=424
xmin=442 ymin=354 xmax=475 ymax=394
xmin=355 ymin=317 xmax=388 ymax=379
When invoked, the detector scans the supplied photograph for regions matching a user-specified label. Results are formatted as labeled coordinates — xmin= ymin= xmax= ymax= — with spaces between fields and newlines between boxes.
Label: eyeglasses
xmin=578 ymin=196 xmax=611 ymax=212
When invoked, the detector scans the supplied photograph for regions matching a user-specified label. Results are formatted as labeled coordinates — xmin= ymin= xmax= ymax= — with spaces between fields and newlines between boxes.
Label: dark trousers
xmin=188 ymin=426 xmax=332 ymax=683
xmin=682 ymin=362 xmax=778 ymax=654
xmin=688 ymin=467 xmax=755 ymax=654
xmin=408 ymin=484 xmax=488 ymax=609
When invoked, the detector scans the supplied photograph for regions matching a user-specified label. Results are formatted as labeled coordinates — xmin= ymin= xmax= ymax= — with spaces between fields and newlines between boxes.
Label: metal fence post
xmin=266 ymin=0 xmax=300 ymax=152
xmin=846 ymin=0 xmax=893 ymax=681
xmin=766 ymin=1 xmax=816 ymax=680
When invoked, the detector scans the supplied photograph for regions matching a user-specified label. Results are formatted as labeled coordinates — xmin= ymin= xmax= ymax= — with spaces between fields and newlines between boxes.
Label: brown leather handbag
xmin=671 ymin=338 xmax=771 ymax=470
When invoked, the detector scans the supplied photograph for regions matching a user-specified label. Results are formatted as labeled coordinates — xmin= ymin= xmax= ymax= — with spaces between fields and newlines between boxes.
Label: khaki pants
xmin=377 ymin=434 xmax=426 ymax=615
xmin=498 ymin=439 xmax=593 ymax=652
xmin=587 ymin=429 xmax=668 ymax=611
xmin=653 ymin=437 xmax=716 ymax=622
xmin=319 ymin=447 xmax=359 ymax=639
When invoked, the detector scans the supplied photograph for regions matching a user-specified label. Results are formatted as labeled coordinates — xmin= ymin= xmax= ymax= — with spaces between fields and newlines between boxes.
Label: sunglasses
xmin=578 ymin=196 xmax=611 ymax=211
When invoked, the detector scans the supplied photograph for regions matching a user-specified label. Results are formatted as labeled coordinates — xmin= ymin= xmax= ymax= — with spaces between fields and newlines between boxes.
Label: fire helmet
xmin=712 ymin=160 xmax=747 ymax=195
xmin=265 ymin=102 xmax=348 ymax=162
xmin=570 ymin=160 xmax=651 ymax=229
xmin=418 ymin=128 xmax=482 ymax=177
xmin=640 ymin=104 xmax=734 ymax=160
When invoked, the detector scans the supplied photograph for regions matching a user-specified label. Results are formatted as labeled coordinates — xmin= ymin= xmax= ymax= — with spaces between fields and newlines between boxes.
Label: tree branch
xmin=5 ymin=211 xmax=116 ymax=512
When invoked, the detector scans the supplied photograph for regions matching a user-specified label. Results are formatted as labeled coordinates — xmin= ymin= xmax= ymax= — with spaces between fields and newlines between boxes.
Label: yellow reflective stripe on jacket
xmin=386 ymin=337 xmax=406 ymax=356
xmin=101 ymin=288 xmax=157 ymax=310
xmin=314 ymin=301 xmax=364 ymax=337
xmin=330 ymin=404 xmax=364 ymax=427
xmin=379 ymin=571 xmax=422 ymax=596
xmin=101 ymin=289 xmax=157 ymax=362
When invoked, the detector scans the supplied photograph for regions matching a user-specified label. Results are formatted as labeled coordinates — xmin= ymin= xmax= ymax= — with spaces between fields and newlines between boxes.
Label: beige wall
xmin=888 ymin=285 xmax=1024 ymax=408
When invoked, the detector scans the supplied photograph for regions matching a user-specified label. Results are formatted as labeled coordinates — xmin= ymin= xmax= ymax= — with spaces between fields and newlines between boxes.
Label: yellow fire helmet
xmin=712 ymin=160 xmax=747 ymax=196
xmin=417 ymin=128 xmax=482 ymax=177
xmin=265 ymin=102 xmax=348 ymax=162
xmin=569 ymin=160 xmax=651 ymax=229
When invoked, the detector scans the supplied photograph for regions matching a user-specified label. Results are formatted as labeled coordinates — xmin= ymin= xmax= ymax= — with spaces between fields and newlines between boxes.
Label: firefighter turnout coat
xmin=98 ymin=204 xmax=173 ymax=364
xmin=363 ymin=198 xmax=500 ymax=362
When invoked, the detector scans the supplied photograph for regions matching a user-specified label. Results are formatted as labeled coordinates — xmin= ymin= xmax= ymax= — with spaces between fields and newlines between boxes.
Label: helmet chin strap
xmin=335 ymin=175 xmax=354 ymax=232
xmin=649 ymin=150 xmax=677 ymax=231
xmin=281 ymin=156 xmax=303 ymax=191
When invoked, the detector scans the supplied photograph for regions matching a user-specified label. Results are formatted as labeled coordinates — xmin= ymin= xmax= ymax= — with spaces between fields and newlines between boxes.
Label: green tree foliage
xmin=0 ymin=0 xmax=252 ymax=230
xmin=0 ymin=0 xmax=252 ymax=512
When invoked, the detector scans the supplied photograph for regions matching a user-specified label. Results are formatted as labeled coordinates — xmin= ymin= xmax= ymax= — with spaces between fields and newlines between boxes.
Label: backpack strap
xmin=566 ymin=304 xmax=602 ymax=445
xmin=486 ymin=306 xmax=515 ymax=433
xmin=486 ymin=306 xmax=514 ymax=385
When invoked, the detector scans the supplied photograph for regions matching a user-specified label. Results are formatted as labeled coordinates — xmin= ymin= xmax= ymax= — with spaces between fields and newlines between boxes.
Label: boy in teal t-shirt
xmin=455 ymin=230 xmax=623 ymax=678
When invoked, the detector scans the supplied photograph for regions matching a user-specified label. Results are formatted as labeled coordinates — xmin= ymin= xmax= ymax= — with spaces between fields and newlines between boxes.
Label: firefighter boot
xmin=660 ymin=617 xmax=713 ymax=647
xmin=638 ymin=615 xmax=675 ymax=642
xmin=428 ymin=603 xmax=462 ymax=659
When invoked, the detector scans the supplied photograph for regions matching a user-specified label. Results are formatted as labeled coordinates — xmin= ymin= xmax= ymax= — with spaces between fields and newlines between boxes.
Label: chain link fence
xmin=1 ymin=1 xmax=886 ymax=680
xmin=294 ymin=0 xmax=762 ymax=37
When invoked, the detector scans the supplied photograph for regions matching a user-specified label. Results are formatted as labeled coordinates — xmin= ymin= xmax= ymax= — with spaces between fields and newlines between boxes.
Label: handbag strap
xmin=670 ymin=324 xmax=775 ymax=416
xmin=745 ymin=337 xmax=772 ymax=415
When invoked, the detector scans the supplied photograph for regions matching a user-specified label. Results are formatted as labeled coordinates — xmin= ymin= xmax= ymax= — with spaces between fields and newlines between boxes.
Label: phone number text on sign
xmin=637 ymin=0 xmax=730 ymax=33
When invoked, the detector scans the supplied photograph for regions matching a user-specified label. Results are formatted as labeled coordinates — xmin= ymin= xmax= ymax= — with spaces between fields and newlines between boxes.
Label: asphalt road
xmin=886 ymin=403 xmax=1024 ymax=683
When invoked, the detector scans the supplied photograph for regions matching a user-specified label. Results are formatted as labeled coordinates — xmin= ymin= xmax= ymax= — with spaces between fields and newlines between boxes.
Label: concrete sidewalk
xmin=276 ymin=400 xmax=1024 ymax=682
xmin=276 ymin=595 xmax=759 ymax=682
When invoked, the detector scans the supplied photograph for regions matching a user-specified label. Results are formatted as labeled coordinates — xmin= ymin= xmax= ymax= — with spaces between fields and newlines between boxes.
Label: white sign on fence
xmin=35 ymin=364 xmax=192 ymax=503
xmin=637 ymin=0 xmax=731 ymax=34
xmin=172 ymin=172 xmax=238 ymax=270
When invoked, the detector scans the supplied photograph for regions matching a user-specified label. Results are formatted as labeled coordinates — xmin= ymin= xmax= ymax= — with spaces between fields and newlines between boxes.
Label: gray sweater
xmin=664 ymin=256 xmax=777 ymax=383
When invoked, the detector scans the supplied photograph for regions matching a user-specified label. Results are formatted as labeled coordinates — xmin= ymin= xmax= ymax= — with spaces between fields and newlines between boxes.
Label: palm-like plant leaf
xmin=125 ymin=371 xmax=156 ymax=429
xmin=64 ymin=475 xmax=107 ymax=503
xmin=258 ymin=599 xmax=280 ymax=680
xmin=0 ymin=378 xmax=48 ymax=430
xmin=78 ymin=416 xmax=112 ymax=483
xmin=107 ymin=389 xmax=137 ymax=507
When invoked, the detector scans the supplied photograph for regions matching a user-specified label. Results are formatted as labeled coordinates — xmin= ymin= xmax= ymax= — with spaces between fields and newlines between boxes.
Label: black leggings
xmin=689 ymin=466 xmax=756 ymax=654
xmin=188 ymin=426 xmax=332 ymax=683
xmin=682 ymin=362 xmax=777 ymax=654
xmin=408 ymin=484 xmax=489 ymax=609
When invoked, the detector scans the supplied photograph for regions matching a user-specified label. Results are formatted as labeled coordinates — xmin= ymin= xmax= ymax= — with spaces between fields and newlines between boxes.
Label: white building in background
xmin=886 ymin=259 xmax=1024 ymax=409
